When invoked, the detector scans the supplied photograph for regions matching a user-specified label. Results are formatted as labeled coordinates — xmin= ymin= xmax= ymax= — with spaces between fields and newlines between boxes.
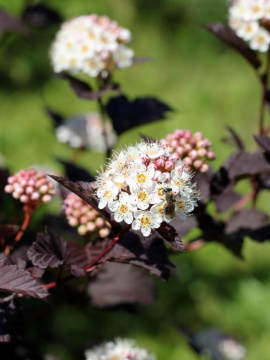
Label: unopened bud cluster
xmin=160 ymin=130 xmax=215 ymax=173
xmin=96 ymin=142 xmax=198 ymax=237
xmin=5 ymin=169 xmax=55 ymax=211
xmin=85 ymin=338 xmax=156 ymax=360
xmin=64 ymin=192 xmax=111 ymax=238
xmin=51 ymin=14 xmax=134 ymax=77
xmin=229 ymin=0 xmax=270 ymax=52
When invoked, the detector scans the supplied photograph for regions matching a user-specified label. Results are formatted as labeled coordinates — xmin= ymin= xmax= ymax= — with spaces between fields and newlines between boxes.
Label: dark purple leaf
xmin=88 ymin=262 xmax=155 ymax=308
xmin=259 ymin=172 xmax=270 ymax=189
xmin=45 ymin=106 xmax=65 ymax=128
xmin=49 ymin=175 xmax=112 ymax=223
xmin=0 ymin=167 xmax=9 ymax=191
xmin=27 ymin=229 xmax=67 ymax=269
xmin=212 ymin=185 xmax=242 ymax=213
xmin=170 ymin=216 xmax=198 ymax=238
xmin=59 ymin=73 xmax=120 ymax=100
xmin=225 ymin=126 xmax=245 ymax=150
xmin=85 ymin=231 xmax=173 ymax=280
xmin=64 ymin=242 xmax=88 ymax=277
xmin=156 ymin=222 xmax=184 ymax=252
xmin=225 ymin=151 xmax=270 ymax=179
xmin=205 ymin=23 xmax=261 ymax=69
xmin=194 ymin=169 xmax=213 ymax=203
xmin=254 ymin=135 xmax=270 ymax=153
xmin=226 ymin=209 xmax=268 ymax=234
xmin=106 ymin=95 xmax=172 ymax=135
xmin=57 ymin=159 xmax=95 ymax=182
xmin=0 ymin=9 xmax=29 ymax=35
xmin=0 ymin=265 xmax=48 ymax=298
xmin=22 ymin=4 xmax=62 ymax=28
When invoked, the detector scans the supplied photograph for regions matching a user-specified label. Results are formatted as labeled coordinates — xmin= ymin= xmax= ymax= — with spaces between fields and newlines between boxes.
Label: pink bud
xmin=95 ymin=217 xmax=105 ymax=228
xmin=78 ymin=225 xmax=87 ymax=235
xmin=31 ymin=192 xmax=40 ymax=201
xmin=179 ymin=138 xmax=186 ymax=146
xmin=88 ymin=211 xmax=96 ymax=221
xmin=25 ymin=186 xmax=34 ymax=195
xmin=155 ymin=157 xmax=165 ymax=169
xmin=198 ymin=149 xmax=207 ymax=157
xmin=207 ymin=151 xmax=216 ymax=160
xmin=69 ymin=217 xmax=78 ymax=227
xmin=165 ymin=160 xmax=174 ymax=171
xmin=40 ymin=185 xmax=48 ymax=194
xmin=86 ymin=222 xmax=96 ymax=232
xmin=80 ymin=215 xmax=89 ymax=224
xmin=184 ymin=157 xmax=192 ymax=166
xmin=176 ymin=147 xmax=184 ymax=155
xmin=194 ymin=160 xmax=203 ymax=169
xmin=201 ymin=164 xmax=209 ymax=173
xmin=99 ymin=228 xmax=110 ymax=238
xmin=184 ymin=144 xmax=192 ymax=153
xmin=42 ymin=195 xmax=52 ymax=203
xmin=189 ymin=150 xmax=198 ymax=160
xmin=175 ymin=130 xmax=184 ymax=138
xmin=194 ymin=132 xmax=203 ymax=141
xmin=20 ymin=194 xmax=29 ymax=203
xmin=4 ymin=185 xmax=13 ymax=193
xmin=171 ymin=140 xmax=178 ymax=148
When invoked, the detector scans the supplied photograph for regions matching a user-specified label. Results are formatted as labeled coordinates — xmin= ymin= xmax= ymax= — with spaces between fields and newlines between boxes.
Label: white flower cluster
xmin=96 ymin=142 xmax=198 ymax=237
xmin=85 ymin=338 xmax=156 ymax=360
xmin=219 ymin=338 xmax=246 ymax=360
xmin=51 ymin=14 xmax=134 ymax=77
xmin=229 ymin=0 xmax=270 ymax=52
xmin=56 ymin=113 xmax=116 ymax=150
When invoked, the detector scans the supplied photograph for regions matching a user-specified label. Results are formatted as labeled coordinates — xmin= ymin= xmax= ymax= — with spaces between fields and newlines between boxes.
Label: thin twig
xmin=259 ymin=49 xmax=270 ymax=135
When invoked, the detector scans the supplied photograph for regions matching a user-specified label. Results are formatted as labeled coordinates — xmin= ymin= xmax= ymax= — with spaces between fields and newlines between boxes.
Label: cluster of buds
xmin=4 ymin=169 xmax=55 ymax=212
xmin=56 ymin=112 xmax=116 ymax=151
xmin=85 ymin=338 xmax=156 ymax=360
xmin=64 ymin=192 xmax=111 ymax=238
xmin=51 ymin=14 xmax=134 ymax=77
xmin=229 ymin=0 xmax=270 ymax=52
xmin=96 ymin=142 xmax=198 ymax=237
xmin=160 ymin=130 xmax=215 ymax=173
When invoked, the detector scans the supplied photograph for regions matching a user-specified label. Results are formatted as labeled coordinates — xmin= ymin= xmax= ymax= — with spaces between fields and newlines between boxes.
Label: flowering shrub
xmin=229 ymin=0 xmax=270 ymax=52
xmin=64 ymin=192 xmax=111 ymax=237
xmin=85 ymin=338 xmax=155 ymax=360
xmin=160 ymin=129 xmax=215 ymax=172
xmin=50 ymin=14 xmax=134 ymax=77
xmin=96 ymin=142 xmax=198 ymax=236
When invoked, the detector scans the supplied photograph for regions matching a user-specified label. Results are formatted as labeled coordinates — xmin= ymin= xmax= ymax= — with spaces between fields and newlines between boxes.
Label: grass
xmin=1 ymin=0 xmax=270 ymax=359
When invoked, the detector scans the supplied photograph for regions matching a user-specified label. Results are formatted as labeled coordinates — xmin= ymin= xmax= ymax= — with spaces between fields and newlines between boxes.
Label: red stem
xmin=84 ymin=234 xmax=120 ymax=272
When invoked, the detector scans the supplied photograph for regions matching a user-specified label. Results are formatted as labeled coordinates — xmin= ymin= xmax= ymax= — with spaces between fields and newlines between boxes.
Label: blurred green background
xmin=1 ymin=0 xmax=270 ymax=359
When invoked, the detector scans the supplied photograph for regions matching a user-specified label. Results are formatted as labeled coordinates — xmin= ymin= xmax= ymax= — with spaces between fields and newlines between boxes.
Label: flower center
xmin=140 ymin=215 xmax=151 ymax=226
xmin=105 ymin=190 xmax=112 ymax=199
xmin=81 ymin=45 xmax=88 ymax=53
xmin=110 ymin=355 xmax=120 ymax=360
xmin=258 ymin=35 xmax=265 ymax=44
xmin=138 ymin=191 xmax=147 ymax=201
xmin=176 ymin=200 xmax=184 ymax=210
xmin=158 ymin=188 xmax=164 ymax=196
xmin=137 ymin=173 xmax=146 ymax=183
xmin=119 ymin=204 xmax=128 ymax=214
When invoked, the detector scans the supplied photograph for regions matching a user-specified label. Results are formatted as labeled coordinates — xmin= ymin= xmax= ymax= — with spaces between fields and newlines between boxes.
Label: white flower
xmin=97 ymin=181 xmax=119 ymax=209
xmin=250 ymin=27 xmax=270 ymax=52
xmin=170 ymin=168 xmax=191 ymax=194
xmin=50 ymin=15 xmax=134 ymax=77
xmin=132 ymin=210 xmax=163 ymax=237
xmin=127 ymin=164 xmax=155 ymax=192
xmin=131 ymin=187 xmax=156 ymax=210
xmin=174 ymin=194 xmax=195 ymax=219
xmin=235 ymin=21 xmax=259 ymax=40
xmin=109 ymin=192 xmax=136 ymax=224
xmin=85 ymin=338 xmax=156 ymax=360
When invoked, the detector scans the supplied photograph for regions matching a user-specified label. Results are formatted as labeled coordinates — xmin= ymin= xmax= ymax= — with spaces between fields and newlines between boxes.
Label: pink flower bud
xmin=198 ymin=148 xmax=207 ymax=157
xmin=20 ymin=195 xmax=29 ymax=203
xmin=207 ymin=151 xmax=216 ymax=160
xmin=99 ymin=228 xmax=110 ymax=238
xmin=155 ymin=157 xmax=165 ymax=169
xmin=31 ymin=192 xmax=40 ymax=201
xmin=201 ymin=164 xmax=209 ymax=173
xmin=78 ymin=225 xmax=87 ymax=235
xmin=194 ymin=160 xmax=203 ymax=169
xmin=42 ymin=195 xmax=52 ymax=203
xmin=69 ymin=217 xmax=78 ymax=227
xmin=189 ymin=150 xmax=198 ymax=160
xmin=4 ymin=185 xmax=13 ymax=193
xmin=40 ymin=185 xmax=48 ymax=194
xmin=95 ymin=217 xmax=104 ymax=228
xmin=165 ymin=160 xmax=174 ymax=171
xmin=25 ymin=186 xmax=34 ymax=195
xmin=87 ymin=222 xmax=96 ymax=232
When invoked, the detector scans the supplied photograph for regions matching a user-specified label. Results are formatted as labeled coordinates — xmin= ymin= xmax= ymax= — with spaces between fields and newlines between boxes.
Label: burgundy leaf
xmin=226 ymin=126 xmax=245 ymax=150
xmin=59 ymin=73 xmax=120 ymax=100
xmin=205 ymin=23 xmax=261 ymax=69
xmin=88 ymin=262 xmax=155 ymax=308
xmin=254 ymin=135 xmax=270 ymax=153
xmin=226 ymin=209 xmax=268 ymax=234
xmin=156 ymin=222 xmax=184 ymax=251
xmin=27 ymin=229 xmax=67 ymax=269
xmin=225 ymin=151 xmax=270 ymax=179
xmin=0 ymin=9 xmax=29 ymax=35
xmin=85 ymin=231 xmax=173 ymax=280
xmin=106 ymin=95 xmax=172 ymax=135
xmin=49 ymin=175 xmax=113 ymax=224
xmin=65 ymin=241 xmax=88 ymax=277
xmin=0 ymin=265 xmax=48 ymax=298
xmin=170 ymin=216 xmax=198 ymax=238
xmin=22 ymin=4 xmax=62 ymax=28
xmin=212 ymin=185 xmax=242 ymax=213
xmin=57 ymin=159 xmax=95 ymax=182
xmin=194 ymin=169 xmax=213 ymax=203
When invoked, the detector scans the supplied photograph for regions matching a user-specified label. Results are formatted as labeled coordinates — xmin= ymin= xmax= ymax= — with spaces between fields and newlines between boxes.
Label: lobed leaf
xmin=205 ymin=23 xmax=261 ymax=69
xmin=254 ymin=135 xmax=270 ymax=153
xmin=106 ymin=95 xmax=172 ymax=135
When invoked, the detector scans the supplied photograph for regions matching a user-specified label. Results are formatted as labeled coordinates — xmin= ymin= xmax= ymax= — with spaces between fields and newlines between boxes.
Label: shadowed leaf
xmin=106 ymin=95 xmax=172 ymax=135
xmin=88 ymin=262 xmax=155 ymax=308
xmin=225 ymin=126 xmax=245 ymax=150
xmin=254 ymin=135 xmax=270 ymax=153
xmin=22 ymin=4 xmax=62 ymax=28
xmin=205 ymin=23 xmax=261 ymax=69
xmin=59 ymin=73 xmax=120 ymax=100
xmin=27 ymin=229 xmax=67 ymax=269
xmin=45 ymin=106 xmax=65 ymax=128
xmin=212 ymin=185 xmax=242 ymax=213
xmin=0 ymin=224 xmax=19 ymax=240
xmin=64 ymin=242 xmax=88 ymax=277
xmin=0 ymin=264 xmax=48 ymax=298
xmin=57 ymin=159 xmax=95 ymax=182
xmin=170 ymin=216 xmax=198 ymax=238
